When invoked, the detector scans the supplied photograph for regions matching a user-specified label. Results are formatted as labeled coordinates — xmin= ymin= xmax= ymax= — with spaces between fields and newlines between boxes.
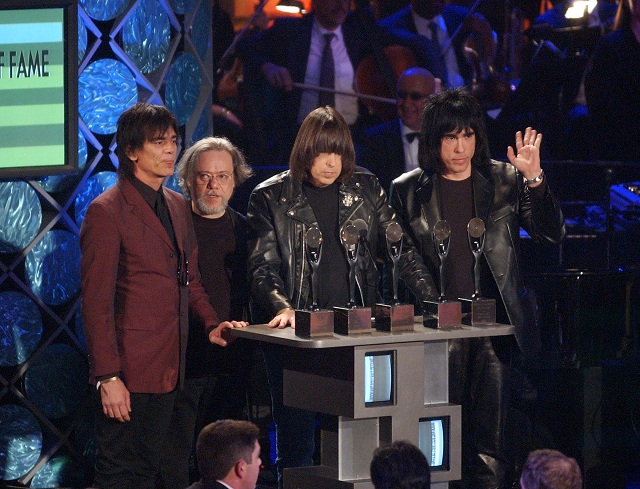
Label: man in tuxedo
xmin=80 ymin=103 xmax=246 ymax=489
xmin=187 ymin=420 xmax=261 ymax=489
xmin=237 ymin=0 xmax=394 ymax=164
xmin=358 ymin=67 xmax=435 ymax=193
xmin=379 ymin=0 xmax=494 ymax=89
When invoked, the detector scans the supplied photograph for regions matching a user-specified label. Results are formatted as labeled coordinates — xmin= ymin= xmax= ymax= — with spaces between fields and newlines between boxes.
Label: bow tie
xmin=406 ymin=132 xmax=420 ymax=143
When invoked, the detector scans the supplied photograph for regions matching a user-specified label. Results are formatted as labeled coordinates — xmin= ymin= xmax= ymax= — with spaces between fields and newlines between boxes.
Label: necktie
xmin=429 ymin=21 xmax=448 ymax=86
xmin=406 ymin=132 xmax=420 ymax=143
xmin=319 ymin=33 xmax=335 ymax=107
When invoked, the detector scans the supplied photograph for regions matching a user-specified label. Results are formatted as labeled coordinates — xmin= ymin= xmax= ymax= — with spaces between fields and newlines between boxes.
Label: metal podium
xmin=232 ymin=322 xmax=514 ymax=489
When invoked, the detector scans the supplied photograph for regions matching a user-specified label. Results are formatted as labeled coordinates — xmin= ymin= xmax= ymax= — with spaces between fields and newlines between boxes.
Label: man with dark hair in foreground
xmin=188 ymin=420 xmax=261 ymax=489
xmin=370 ymin=440 xmax=431 ymax=489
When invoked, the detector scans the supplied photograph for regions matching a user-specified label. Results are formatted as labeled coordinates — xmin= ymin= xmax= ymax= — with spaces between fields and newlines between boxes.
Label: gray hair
xmin=177 ymin=136 xmax=253 ymax=198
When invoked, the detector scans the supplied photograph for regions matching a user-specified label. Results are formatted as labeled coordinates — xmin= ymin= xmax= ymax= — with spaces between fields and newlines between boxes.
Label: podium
xmin=232 ymin=321 xmax=514 ymax=489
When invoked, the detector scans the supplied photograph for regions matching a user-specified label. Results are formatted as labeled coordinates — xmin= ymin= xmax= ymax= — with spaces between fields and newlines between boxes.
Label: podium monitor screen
xmin=0 ymin=0 xmax=78 ymax=179
xmin=364 ymin=350 xmax=394 ymax=407
xmin=418 ymin=416 xmax=450 ymax=471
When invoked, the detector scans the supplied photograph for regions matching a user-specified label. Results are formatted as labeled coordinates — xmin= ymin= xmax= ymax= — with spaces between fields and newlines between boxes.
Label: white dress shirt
xmin=411 ymin=12 xmax=464 ymax=88
xmin=401 ymin=123 xmax=420 ymax=172
xmin=297 ymin=20 xmax=358 ymax=125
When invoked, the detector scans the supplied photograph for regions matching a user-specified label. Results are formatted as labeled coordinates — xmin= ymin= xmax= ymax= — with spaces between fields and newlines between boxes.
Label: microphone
xmin=386 ymin=221 xmax=404 ymax=304
xmin=352 ymin=218 xmax=371 ymax=256
xmin=433 ymin=220 xmax=451 ymax=301
xmin=340 ymin=223 xmax=360 ymax=308
xmin=467 ymin=217 xmax=485 ymax=299
xmin=305 ymin=226 xmax=323 ymax=311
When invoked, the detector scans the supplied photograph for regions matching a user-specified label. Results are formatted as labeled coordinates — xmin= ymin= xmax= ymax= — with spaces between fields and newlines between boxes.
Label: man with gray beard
xmin=158 ymin=137 xmax=255 ymax=489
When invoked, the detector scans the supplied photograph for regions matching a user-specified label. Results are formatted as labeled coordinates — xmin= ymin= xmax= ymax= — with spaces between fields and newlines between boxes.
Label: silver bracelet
xmin=524 ymin=169 xmax=544 ymax=185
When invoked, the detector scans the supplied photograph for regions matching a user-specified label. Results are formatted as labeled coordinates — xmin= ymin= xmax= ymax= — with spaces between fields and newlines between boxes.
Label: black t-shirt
xmin=438 ymin=175 xmax=475 ymax=299
xmin=303 ymin=181 xmax=350 ymax=308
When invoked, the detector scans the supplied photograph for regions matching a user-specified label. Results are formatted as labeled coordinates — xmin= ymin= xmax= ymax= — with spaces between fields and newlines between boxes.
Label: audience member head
xmin=418 ymin=88 xmax=490 ymax=174
xmin=313 ymin=0 xmax=350 ymax=30
xmin=613 ymin=0 xmax=640 ymax=30
xmin=177 ymin=136 xmax=253 ymax=218
xmin=116 ymin=103 xmax=179 ymax=180
xmin=411 ymin=0 xmax=445 ymax=20
xmin=196 ymin=420 xmax=261 ymax=489
xmin=520 ymin=449 xmax=583 ymax=489
xmin=396 ymin=67 xmax=436 ymax=132
xmin=370 ymin=440 xmax=431 ymax=489
xmin=289 ymin=105 xmax=355 ymax=184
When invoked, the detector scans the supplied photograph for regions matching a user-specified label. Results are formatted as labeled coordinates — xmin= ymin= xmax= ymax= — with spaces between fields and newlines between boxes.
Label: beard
xmin=195 ymin=192 xmax=228 ymax=216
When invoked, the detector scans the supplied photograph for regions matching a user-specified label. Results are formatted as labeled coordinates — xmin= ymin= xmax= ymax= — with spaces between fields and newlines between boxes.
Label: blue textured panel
xmin=31 ymin=456 xmax=87 ymax=488
xmin=78 ymin=12 xmax=87 ymax=64
xmin=192 ymin=106 xmax=209 ymax=144
xmin=0 ymin=181 xmax=42 ymax=254
xmin=0 ymin=292 xmax=43 ymax=367
xmin=191 ymin=1 xmax=211 ymax=61
xmin=37 ymin=131 xmax=88 ymax=193
xmin=0 ymin=405 xmax=42 ymax=481
xmin=24 ymin=344 xmax=89 ymax=419
xmin=168 ymin=0 xmax=196 ymax=15
xmin=79 ymin=59 xmax=138 ymax=135
xmin=80 ymin=0 xmax=130 ymax=22
xmin=163 ymin=173 xmax=183 ymax=194
xmin=25 ymin=230 xmax=81 ymax=307
xmin=74 ymin=171 xmax=118 ymax=227
xmin=165 ymin=53 xmax=201 ymax=126
xmin=75 ymin=307 xmax=87 ymax=353
xmin=122 ymin=0 xmax=171 ymax=74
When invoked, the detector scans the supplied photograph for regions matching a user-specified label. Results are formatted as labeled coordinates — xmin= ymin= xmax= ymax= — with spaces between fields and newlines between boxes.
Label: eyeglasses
xmin=195 ymin=171 xmax=233 ymax=186
xmin=397 ymin=91 xmax=430 ymax=101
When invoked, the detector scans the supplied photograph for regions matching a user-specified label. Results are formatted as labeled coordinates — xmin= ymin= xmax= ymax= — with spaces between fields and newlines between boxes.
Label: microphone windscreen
xmin=386 ymin=221 xmax=403 ymax=243
xmin=305 ymin=226 xmax=323 ymax=248
xmin=433 ymin=220 xmax=451 ymax=241
xmin=467 ymin=217 xmax=485 ymax=238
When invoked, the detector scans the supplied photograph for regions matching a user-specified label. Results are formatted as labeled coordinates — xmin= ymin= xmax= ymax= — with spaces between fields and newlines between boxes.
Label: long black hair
xmin=418 ymin=88 xmax=491 ymax=173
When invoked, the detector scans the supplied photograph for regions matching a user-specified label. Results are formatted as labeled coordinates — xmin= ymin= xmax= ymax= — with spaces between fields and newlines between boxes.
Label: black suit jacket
xmin=358 ymin=118 xmax=406 ymax=195
xmin=238 ymin=12 xmax=381 ymax=160
xmin=379 ymin=5 xmax=474 ymax=86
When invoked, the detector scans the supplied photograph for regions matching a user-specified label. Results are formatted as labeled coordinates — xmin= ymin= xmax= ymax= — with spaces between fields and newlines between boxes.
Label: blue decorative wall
xmin=0 ymin=1 xmax=213 ymax=486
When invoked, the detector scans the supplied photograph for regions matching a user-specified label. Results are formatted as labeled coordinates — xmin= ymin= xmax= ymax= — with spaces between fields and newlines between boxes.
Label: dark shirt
xmin=191 ymin=211 xmax=235 ymax=321
xmin=438 ymin=175 xmax=474 ymax=299
xmin=303 ymin=181 xmax=350 ymax=308
xmin=129 ymin=176 xmax=177 ymax=249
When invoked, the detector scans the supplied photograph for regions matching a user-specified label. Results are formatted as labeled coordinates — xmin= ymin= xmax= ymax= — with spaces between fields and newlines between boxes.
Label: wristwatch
xmin=524 ymin=169 xmax=544 ymax=186
xmin=96 ymin=375 xmax=119 ymax=390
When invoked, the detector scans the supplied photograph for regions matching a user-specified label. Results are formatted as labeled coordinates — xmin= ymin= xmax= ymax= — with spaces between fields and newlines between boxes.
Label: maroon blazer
xmin=80 ymin=178 xmax=218 ymax=393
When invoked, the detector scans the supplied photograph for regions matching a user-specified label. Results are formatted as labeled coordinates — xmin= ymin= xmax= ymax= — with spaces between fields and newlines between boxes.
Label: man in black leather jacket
xmin=247 ymin=106 xmax=437 ymax=486
xmin=389 ymin=89 xmax=565 ymax=489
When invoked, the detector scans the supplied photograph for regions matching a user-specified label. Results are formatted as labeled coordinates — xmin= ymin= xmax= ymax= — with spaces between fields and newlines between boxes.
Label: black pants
xmin=93 ymin=389 xmax=177 ymax=489
xmin=449 ymin=336 xmax=511 ymax=489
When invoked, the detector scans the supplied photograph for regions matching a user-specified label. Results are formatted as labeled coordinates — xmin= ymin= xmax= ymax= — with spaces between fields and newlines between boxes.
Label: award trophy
xmin=295 ymin=226 xmax=335 ymax=338
xmin=423 ymin=220 xmax=462 ymax=329
xmin=459 ymin=217 xmax=496 ymax=325
xmin=374 ymin=221 xmax=414 ymax=331
xmin=333 ymin=223 xmax=372 ymax=335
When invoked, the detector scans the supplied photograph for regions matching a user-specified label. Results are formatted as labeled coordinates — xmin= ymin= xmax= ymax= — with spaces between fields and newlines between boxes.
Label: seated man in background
xmin=187 ymin=420 xmax=261 ymax=489
xmin=370 ymin=440 xmax=431 ymax=489
xmin=358 ymin=67 xmax=436 ymax=193
xmin=519 ymin=449 xmax=582 ymax=489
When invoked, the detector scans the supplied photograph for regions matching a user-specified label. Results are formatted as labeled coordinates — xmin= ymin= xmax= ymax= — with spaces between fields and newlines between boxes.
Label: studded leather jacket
xmin=247 ymin=168 xmax=437 ymax=322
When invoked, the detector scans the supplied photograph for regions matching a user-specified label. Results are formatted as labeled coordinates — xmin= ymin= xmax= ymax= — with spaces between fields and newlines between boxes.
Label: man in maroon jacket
xmin=80 ymin=103 xmax=246 ymax=489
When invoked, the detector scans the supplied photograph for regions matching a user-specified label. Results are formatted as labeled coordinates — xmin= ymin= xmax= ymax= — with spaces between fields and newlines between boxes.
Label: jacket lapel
xmin=120 ymin=179 xmax=175 ymax=251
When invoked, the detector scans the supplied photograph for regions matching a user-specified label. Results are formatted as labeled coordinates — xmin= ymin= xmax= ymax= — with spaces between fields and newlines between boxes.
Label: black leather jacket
xmin=389 ymin=162 xmax=566 ymax=359
xmin=247 ymin=168 xmax=437 ymax=321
